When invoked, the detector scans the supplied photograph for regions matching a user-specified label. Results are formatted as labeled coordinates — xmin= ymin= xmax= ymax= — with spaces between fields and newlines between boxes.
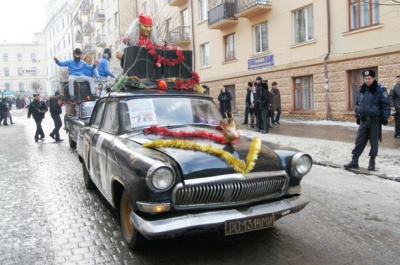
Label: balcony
xmin=208 ymin=1 xmax=237 ymax=30
xmin=83 ymin=20 xmax=94 ymax=35
xmin=95 ymin=35 xmax=106 ymax=47
xmin=95 ymin=9 xmax=105 ymax=22
xmin=80 ymin=1 xmax=89 ymax=15
xmin=168 ymin=26 xmax=191 ymax=45
xmin=167 ymin=0 xmax=188 ymax=7
xmin=235 ymin=0 xmax=272 ymax=18
xmin=75 ymin=33 xmax=83 ymax=43
xmin=85 ymin=0 xmax=94 ymax=11
xmin=73 ymin=15 xmax=82 ymax=26
xmin=83 ymin=43 xmax=96 ymax=55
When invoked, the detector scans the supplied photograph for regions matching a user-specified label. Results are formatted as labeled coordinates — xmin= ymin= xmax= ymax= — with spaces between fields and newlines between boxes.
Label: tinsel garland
xmin=144 ymin=125 xmax=241 ymax=145
xmin=143 ymin=138 xmax=261 ymax=174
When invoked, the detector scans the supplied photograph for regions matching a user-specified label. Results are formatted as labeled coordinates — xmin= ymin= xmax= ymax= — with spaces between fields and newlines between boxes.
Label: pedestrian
xmin=97 ymin=48 xmax=115 ymax=79
xmin=49 ymin=91 xmax=64 ymax=142
xmin=245 ymin=82 xmax=257 ymax=128
xmin=53 ymin=48 xmax=97 ymax=101
xmin=242 ymin=82 xmax=253 ymax=125
xmin=254 ymin=76 xmax=264 ymax=131
xmin=27 ymin=93 xmax=48 ymax=142
xmin=344 ymin=70 xmax=390 ymax=171
xmin=270 ymin=81 xmax=282 ymax=125
xmin=218 ymin=87 xmax=232 ymax=118
xmin=258 ymin=82 xmax=272 ymax=134
xmin=389 ymin=75 xmax=400 ymax=139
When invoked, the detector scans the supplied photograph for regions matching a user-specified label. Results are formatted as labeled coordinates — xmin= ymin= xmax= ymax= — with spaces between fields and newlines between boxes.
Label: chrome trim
xmin=146 ymin=162 xmax=176 ymax=192
xmin=131 ymin=196 xmax=309 ymax=239
xmin=171 ymin=171 xmax=289 ymax=210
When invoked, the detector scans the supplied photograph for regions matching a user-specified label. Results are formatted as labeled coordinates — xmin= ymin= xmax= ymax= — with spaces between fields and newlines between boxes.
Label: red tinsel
xmin=144 ymin=125 xmax=241 ymax=145
xmin=145 ymin=43 xmax=184 ymax=66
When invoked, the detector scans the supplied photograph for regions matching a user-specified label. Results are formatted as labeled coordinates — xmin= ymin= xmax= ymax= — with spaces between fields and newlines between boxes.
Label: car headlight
xmin=146 ymin=163 xmax=176 ymax=192
xmin=291 ymin=153 xmax=313 ymax=178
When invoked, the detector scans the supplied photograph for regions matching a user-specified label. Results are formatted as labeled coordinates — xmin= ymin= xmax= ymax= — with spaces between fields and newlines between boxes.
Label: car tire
xmin=69 ymin=133 xmax=77 ymax=148
xmin=82 ymin=162 xmax=94 ymax=189
xmin=120 ymin=189 xmax=146 ymax=250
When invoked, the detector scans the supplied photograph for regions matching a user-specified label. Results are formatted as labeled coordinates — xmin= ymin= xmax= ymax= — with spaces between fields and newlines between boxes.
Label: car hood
xmin=128 ymin=126 xmax=284 ymax=180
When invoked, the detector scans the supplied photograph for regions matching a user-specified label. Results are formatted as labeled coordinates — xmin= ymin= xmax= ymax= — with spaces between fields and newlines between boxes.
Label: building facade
xmin=0 ymin=33 xmax=47 ymax=95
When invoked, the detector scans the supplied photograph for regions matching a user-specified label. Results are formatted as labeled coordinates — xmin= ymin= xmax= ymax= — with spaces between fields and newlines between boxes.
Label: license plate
xmin=225 ymin=213 xmax=274 ymax=235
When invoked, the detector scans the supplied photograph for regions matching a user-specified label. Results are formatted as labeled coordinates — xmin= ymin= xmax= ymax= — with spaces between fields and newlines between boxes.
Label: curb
xmin=315 ymin=161 xmax=400 ymax=182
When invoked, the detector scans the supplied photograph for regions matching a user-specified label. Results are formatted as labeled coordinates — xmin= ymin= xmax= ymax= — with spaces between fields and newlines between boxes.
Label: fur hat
xmin=362 ymin=70 xmax=376 ymax=78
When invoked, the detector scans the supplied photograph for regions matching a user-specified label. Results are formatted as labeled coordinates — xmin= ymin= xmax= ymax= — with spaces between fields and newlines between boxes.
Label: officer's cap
xmin=362 ymin=70 xmax=376 ymax=78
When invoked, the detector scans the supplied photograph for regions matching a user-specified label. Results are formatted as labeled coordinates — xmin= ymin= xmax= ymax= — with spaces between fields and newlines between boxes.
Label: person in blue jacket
xmin=97 ymin=48 xmax=115 ymax=79
xmin=53 ymin=48 xmax=97 ymax=101
xmin=344 ymin=70 xmax=390 ymax=171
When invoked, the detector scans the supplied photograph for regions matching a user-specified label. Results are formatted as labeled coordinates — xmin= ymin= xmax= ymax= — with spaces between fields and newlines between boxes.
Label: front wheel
xmin=120 ymin=189 xmax=146 ymax=250
xmin=82 ymin=162 xmax=94 ymax=189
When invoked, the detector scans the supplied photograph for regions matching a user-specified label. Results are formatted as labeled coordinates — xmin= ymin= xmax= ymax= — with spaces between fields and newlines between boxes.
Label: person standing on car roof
xmin=344 ymin=70 xmax=390 ymax=171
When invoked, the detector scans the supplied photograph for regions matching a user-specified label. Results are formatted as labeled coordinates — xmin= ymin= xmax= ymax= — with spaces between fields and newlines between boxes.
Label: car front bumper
xmin=131 ymin=195 xmax=309 ymax=239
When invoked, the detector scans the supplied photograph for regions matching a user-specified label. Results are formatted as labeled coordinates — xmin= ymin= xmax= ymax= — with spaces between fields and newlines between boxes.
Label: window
xmin=142 ymin=2 xmax=147 ymax=14
xmin=18 ymin=67 xmax=24 ymax=76
xmin=5 ymin=83 xmax=10 ymax=90
xmin=349 ymin=0 xmax=379 ymax=30
xmin=254 ymin=21 xmax=268 ymax=53
xmin=348 ymin=67 xmax=378 ymax=110
xmin=294 ymin=5 xmax=314 ymax=45
xmin=201 ymin=43 xmax=209 ymax=67
xmin=17 ymin=53 xmax=23 ymax=61
xmin=4 ymin=68 xmax=9 ymax=76
xmin=294 ymin=76 xmax=314 ymax=110
xmin=31 ymin=53 xmax=37 ymax=62
xmin=199 ymin=0 xmax=208 ymax=21
xmin=224 ymin=33 xmax=235 ymax=62
xmin=3 ymin=53 xmax=8 ymax=61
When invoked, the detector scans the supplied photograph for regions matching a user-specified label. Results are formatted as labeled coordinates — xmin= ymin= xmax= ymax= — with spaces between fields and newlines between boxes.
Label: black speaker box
xmin=123 ymin=45 xmax=163 ymax=80
xmin=162 ymin=50 xmax=192 ymax=79
xmin=60 ymin=81 xmax=91 ymax=101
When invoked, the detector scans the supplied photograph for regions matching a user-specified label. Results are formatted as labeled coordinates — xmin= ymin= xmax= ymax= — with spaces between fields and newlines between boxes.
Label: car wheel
xmin=120 ymin=189 xmax=146 ymax=250
xmin=69 ymin=133 xmax=77 ymax=148
xmin=82 ymin=162 xmax=94 ymax=189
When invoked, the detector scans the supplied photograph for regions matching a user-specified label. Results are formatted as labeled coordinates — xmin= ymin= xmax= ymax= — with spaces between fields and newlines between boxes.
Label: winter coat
xmin=27 ymin=100 xmax=48 ymax=120
xmin=270 ymin=88 xmax=281 ymax=110
xmin=389 ymin=83 xmax=400 ymax=111
xmin=355 ymin=80 xmax=390 ymax=119
xmin=218 ymin=91 xmax=232 ymax=116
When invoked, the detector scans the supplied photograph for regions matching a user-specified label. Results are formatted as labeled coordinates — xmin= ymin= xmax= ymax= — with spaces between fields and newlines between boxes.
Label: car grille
xmin=172 ymin=174 xmax=288 ymax=210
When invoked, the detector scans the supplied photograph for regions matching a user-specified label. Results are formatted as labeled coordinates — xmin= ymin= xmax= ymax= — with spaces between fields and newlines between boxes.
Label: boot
xmin=344 ymin=155 xmax=359 ymax=169
xmin=368 ymin=157 xmax=376 ymax=171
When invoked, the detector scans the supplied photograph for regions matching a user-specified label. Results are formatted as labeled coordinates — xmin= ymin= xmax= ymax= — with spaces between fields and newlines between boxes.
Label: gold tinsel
xmin=143 ymin=138 xmax=261 ymax=174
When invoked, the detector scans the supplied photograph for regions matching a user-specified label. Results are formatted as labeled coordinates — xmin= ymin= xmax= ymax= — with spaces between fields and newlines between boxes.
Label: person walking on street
xmin=218 ymin=87 xmax=232 ymax=118
xmin=27 ymin=93 xmax=48 ymax=142
xmin=270 ymin=82 xmax=282 ymax=125
xmin=242 ymin=82 xmax=253 ymax=125
xmin=246 ymin=82 xmax=257 ymax=128
xmin=344 ymin=70 xmax=390 ymax=171
xmin=49 ymin=91 xmax=64 ymax=142
xmin=258 ymin=82 xmax=272 ymax=134
xmin=389 ymin=75 xmax=400 ymax=139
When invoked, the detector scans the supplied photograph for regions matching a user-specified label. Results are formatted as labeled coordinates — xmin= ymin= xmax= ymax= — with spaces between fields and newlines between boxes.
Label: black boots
xmin=368 ymin=157 xmax=376 ymax=171
xmin=344 ymin=155 xmax=359 ymax=169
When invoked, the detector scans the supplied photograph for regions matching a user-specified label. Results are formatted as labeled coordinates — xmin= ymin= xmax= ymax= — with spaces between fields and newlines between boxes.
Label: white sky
xmin=0 ymin=0 xmax=47 ymax=43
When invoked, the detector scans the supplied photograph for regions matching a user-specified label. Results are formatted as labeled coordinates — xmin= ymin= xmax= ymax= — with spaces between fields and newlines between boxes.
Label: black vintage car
xmin=77 ymin=88 xmax=312 ymax=250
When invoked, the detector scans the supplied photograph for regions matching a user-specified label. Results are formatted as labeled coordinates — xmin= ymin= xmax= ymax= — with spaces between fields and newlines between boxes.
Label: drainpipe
xmin=324 ymin=0 xmax=331 ymax=120
xmin=190 ymin=0 xmax=196 ymax=71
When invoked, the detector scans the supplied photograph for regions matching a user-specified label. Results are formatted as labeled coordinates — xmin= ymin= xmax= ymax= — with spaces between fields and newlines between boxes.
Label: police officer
xmin=49 ymin=90 xmax=64 ymax=142
xmin=27 ymin=93 xmax=48 ymax=142
xmin=344 ymin=70 xmax=390 ymax=171
xmin=389 ymin=75 xmax=400 ymax=139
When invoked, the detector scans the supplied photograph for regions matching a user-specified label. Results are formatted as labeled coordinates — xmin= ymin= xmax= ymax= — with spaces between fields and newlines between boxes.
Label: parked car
xmin=64 ymin=100 xmax=96 ymax=148
xmin=77 ymin=88 xmax=313 ymax=250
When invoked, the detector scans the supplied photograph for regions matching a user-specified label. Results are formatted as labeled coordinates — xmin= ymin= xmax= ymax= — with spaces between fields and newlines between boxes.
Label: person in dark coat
xmin=218 ymin=87 xmax=232 ymax=118
xmin=258 ymin=82 xmax=272 ymax=134
xmin=344 ymin=70 xmax=390 ymax=171
xmin=49 ymin=91 xmax=64 ymax=142
xmin=27 ymin=93 xmax=48 ymax=142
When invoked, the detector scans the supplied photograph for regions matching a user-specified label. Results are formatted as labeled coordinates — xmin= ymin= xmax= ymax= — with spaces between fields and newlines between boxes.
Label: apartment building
xmin=0 ymin=33 xmax=47 ymax=95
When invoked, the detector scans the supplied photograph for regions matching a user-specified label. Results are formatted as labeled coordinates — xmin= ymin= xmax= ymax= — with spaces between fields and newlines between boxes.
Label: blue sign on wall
xmin=248 ymin=54 xmax=274 ymax=71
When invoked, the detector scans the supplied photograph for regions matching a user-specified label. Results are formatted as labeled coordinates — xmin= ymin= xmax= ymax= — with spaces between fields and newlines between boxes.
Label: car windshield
xmin=120 ymin=97 xmax=222 ymax=132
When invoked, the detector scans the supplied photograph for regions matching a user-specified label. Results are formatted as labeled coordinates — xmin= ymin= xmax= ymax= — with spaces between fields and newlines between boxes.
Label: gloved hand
xmin=381 ymin=119 xmax=388 ymax=125
xmin=356 ymin=117 xmax=360 ymax=125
